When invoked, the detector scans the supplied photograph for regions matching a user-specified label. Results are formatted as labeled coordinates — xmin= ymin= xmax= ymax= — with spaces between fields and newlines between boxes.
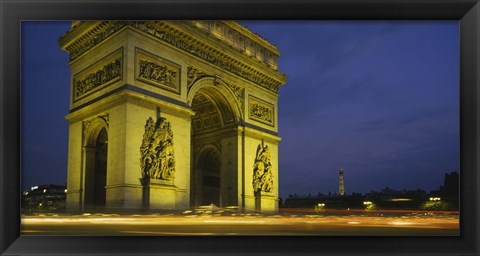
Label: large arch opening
xmin=195 ymin=148 xmax=221 ymax=206
xmin=190 ymin=84 xmax=239 ymax=208
xmin=84 ymin=126 xmax=108 ymax=209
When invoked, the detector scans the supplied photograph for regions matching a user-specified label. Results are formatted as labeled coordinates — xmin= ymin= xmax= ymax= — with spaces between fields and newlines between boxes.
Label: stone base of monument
xmin=255 ymin=191 xmax=276 ymax=213
xmin=141 ymin=178 xmax=177 ymax=210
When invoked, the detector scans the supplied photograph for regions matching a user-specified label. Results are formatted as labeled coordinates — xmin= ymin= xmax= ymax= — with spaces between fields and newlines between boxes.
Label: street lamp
xmin=315 ymin=203 xmax=326 ymax=212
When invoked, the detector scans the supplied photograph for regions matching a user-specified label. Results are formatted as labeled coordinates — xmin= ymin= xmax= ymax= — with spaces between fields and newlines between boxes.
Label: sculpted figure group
xmin=75 ymin=58 xmax=121 ymax=98
xmin=139 ymin=59 xmax=178 ymax=89
xmin=252 ymin=143 xmax=274 ymax=193
xmin=140 ymin=116 xmax=175 ymax=181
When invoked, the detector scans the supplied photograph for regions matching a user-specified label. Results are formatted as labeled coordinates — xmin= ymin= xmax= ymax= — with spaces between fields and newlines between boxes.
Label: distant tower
xmin=338 ymin=168 xmax=345 ymax=196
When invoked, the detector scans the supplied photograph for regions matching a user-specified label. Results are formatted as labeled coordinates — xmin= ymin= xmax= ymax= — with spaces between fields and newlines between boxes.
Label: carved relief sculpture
xmin=62 ymin=22 xmax=284 ymax=93
xmin=129 ymin=21 xmax=281 ymax=93
xmin=251 ymin=104 xmax=273 ymax=123
xmin=139 ymin=59 xmax=178 ymax=88
xmin=73 ymin=49 xmax=123 ymax=101
xmin=140 ymin=116 xmax=176 ymax=181
xmin=187 ymin=66 xmax=210 ymax=90
xmin=136 ymin=49 xmax=181 ymax=94
xmin=249 ymin=96 xmax=274 ymax=126
xmin=252 ymin=143 xmax=274 ymax=193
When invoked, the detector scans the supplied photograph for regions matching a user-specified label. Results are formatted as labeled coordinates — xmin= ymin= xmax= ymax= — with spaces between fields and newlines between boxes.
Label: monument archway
xmin=61 ymin=21 xmax=286 ymax=213
xmin=189 ymin=78 xmax=242 ymax=208
xmin=193 ymin=146 xmax=221 ymax=206
xmin=82 ymin=116 xmax=109 ymax=209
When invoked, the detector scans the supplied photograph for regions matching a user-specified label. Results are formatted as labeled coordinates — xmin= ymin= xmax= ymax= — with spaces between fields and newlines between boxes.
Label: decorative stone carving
xmin=223 ymin=80 xmax=244 ymax=106
xmin=212 ymin=140 xmax=222 ymax=153
xmin=64 ymin=22 xmax=127 ymax=61
xmin=82 ymin=113 xmax=109 ymax=138
xmin=136 ymin=49 xmax=181 ymax=94
xmin=73 ymin=49 xmax=123 ymax=101
xmin=193 ymin=21 xmax=278 ymax=70
xmin=187 ymin=66 xmax=211 ymax=90
xmin=252 ymin=143 xmax=273 ymax=193
xmin=249 ymin=96 xmax=274 ymax=126
xmin=97 ymin=113 xmax=109 ymax=127
xmin=187 ymin=66 xmax=244 ymax=111
xmin=82 ymin=120 xmax=91 ymax=138
xmin=140 ymin=116 xmax=175 ymax=181
xmin=62 ymin=21 xmax=283 ymax=93
xmin=139 ymin=60 xmax=177 ymax=87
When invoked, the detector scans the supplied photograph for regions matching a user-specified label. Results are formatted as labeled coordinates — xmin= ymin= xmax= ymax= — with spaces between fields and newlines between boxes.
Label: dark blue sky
xmin=21 ymin=21 xmax=459 ymax=200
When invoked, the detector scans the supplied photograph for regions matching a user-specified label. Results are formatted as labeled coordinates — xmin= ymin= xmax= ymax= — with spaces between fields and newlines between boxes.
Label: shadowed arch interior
xmin=84 ymin=126 xmax=108 ymax=208
xmin=191 ymin=87 xmax=236 ymax=135
xmin=190 ymin=85 xmax=238 ymax=207
xmin=197 ymin=148 xmax=221 ymax=206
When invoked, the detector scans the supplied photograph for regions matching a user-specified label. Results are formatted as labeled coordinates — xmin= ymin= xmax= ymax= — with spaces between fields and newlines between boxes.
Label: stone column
xmin=255 ymin=191 xmax=276 ymax=213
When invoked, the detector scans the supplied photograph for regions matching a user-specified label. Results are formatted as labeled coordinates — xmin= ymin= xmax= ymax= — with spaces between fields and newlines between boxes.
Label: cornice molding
xmin=59 ymin=21 xmax=287 ymax=94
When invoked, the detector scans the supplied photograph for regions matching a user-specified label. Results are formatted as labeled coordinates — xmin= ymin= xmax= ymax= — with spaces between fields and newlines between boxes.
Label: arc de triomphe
xmin=59 ymin=21 xmax=287 ymax=213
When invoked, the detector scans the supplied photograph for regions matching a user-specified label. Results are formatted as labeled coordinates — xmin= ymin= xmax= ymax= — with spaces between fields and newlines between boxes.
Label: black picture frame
xmin=1 ymin=0 xmax=479 ymax=255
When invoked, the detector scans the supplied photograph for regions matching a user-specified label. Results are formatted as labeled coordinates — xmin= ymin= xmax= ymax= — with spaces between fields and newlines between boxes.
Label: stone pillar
xmin=146 ymin=179 xmax=177 ymax=210
xmin=255 ymin=191 xmax=276 ymax=213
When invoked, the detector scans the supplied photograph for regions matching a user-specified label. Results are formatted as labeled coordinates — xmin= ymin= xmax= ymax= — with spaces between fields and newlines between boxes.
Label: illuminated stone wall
xmin=60 ymin=21 xmax=286 ymax=212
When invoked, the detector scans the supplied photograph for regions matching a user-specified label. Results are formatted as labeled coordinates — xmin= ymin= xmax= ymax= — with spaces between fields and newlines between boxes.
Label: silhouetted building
xmin=430 ymin=172 xmax=459 ymax=210
xmin=283 ymin=193 xmax=364 ymax=209
xmin=365 ymin=187 xmax=428 ymax=209
xmin=22 ymin=184 xmax=66 ymax=212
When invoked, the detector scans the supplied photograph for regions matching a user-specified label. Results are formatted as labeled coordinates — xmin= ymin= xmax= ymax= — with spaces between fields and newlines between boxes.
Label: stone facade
xmin=60 ymin=21 xmax=287 ymax=213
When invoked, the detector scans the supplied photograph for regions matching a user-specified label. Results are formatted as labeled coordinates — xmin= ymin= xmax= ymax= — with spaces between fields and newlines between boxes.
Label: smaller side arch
xmin=82 ymin=114 xmax=109 ymax=209
xmin=83 ymin=115 xmax=109 ymax=147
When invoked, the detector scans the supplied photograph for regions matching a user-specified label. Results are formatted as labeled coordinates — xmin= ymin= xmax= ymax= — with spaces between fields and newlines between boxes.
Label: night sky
xmin=21 ymin=21 xmax=459 ymax=200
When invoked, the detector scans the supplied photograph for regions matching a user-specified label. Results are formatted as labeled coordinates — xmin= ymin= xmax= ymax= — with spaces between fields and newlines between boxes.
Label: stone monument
xmin=59 ymin=21 xmax=287 ymax=213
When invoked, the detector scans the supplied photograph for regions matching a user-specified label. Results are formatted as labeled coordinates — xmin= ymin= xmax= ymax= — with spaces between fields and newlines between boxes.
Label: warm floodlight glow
xmin=20 ymin=212 xmax=460 ymax=236
xmin=389 ymin=198 xmax=413 ymax=202
xmin=43 ymin=189 xmax=47 ymax=193
xmin=363 ymin=201 xmax=373 ymax=205
xmin=429 ymin=197 xmax=441 ymax=201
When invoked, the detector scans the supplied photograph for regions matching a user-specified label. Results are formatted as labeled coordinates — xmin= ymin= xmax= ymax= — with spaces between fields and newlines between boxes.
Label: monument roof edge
xmin=224 ymin=21 xmax=280 ymax=56
xmin=58 ymin=21 xmax=104 ymax=50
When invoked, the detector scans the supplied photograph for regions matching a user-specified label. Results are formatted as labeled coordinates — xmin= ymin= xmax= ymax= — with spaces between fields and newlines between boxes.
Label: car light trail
xmin=21 ymin=213 xmax=459 ymax=236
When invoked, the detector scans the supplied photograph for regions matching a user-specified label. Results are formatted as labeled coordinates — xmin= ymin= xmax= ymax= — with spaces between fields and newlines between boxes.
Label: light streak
xmin=20 ymin=213 xmax=460 ymax=235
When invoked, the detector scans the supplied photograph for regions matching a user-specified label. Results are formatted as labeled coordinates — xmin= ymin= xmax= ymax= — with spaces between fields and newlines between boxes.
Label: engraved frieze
xmin=62 ymin=21 xmax=284 ymax=93
xmin=249 ymin=96 xmax=274 ymax=127
xmin=65 ymin=22 xmax=127 ymax=61
xmin=73 ymin=49 xmax=123 ymax=102
xmin=140 ymin=116 xmax=176 ymax=181
xmin=252 ymin=143 xmax=273 ymax=193
xmin=139 ymin=60 xmax=178 ymax=88
xmin=128 ymin=21 xmax=281 ymax=93
xmin=193 ymin=21 xmax=278 ymax=70
xmin=136 ymin=49 xmax=181 ymax=94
